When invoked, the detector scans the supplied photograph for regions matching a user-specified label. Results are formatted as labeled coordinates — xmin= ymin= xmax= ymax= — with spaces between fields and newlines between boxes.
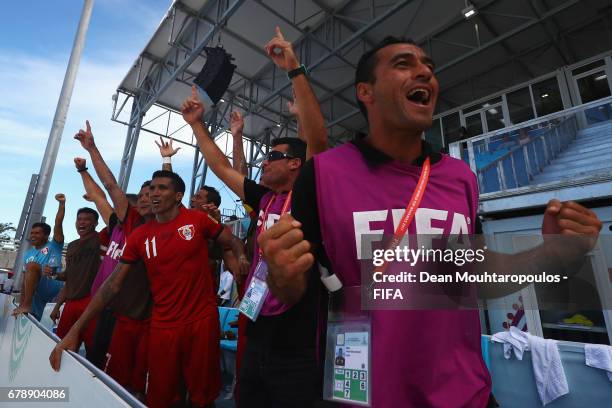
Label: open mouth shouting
xmin=406 ymin=86 xmax=432 ymax=106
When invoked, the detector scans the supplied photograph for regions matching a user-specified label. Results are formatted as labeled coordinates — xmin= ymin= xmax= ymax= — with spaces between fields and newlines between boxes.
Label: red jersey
xmin=123 ymin=205 xmax=143 ymax=235
xmin=121 ymin=206 xmax=223 ymax=328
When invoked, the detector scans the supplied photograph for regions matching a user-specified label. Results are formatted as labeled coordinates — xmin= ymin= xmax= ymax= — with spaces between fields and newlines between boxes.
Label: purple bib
xmin=246 ymin=191 xmax=293 ymax=316
xmin=315 ymin=143 xmax=491 ymax=408
xmin=90 ymin=223 xmax=125 ymax=296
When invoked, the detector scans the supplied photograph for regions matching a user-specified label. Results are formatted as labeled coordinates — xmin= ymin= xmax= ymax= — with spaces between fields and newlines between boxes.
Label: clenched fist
xmin=257 ymin=214 xmax=313 ymax=305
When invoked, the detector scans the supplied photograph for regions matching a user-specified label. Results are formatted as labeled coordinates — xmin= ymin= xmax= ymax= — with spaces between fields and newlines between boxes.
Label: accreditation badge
xmin=323 ymin=286 xmax=372 ymax=406
xmin=238 ymin=260 xmax=269 ymax=321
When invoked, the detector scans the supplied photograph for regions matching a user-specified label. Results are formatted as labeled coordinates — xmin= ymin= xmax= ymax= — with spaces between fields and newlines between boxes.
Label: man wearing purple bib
xmin=258 ymin=37 xmax=602 ymax=407
xmin=179 ymin=26 xmax=330 ymax=408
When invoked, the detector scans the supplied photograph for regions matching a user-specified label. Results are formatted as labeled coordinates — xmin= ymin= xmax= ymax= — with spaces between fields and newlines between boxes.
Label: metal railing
xmin=449 ymin=96 xmax=612 ymax=196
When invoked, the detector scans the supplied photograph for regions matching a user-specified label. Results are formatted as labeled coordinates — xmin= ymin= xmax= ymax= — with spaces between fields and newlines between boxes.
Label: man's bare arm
xmin=75 ymin=157 xmax=113 ymax=226
xmin=181 ymin=88 xmax=246 ymax=200
xmin=49 ymin=262 xmax=132 ymax=371
xmin=74 ymin=120 xmax=129 ymax=220
xmin=50 ymin=287 xmax=67 ymax=323
xmin=53 ymin=194 xmax=66 ymax=244
xmin=216 ymin=227 xmax=250 ymax=281
xmin=265 ymin=27 xmax=328 ymax=159
xmin=476 ymin=200 xmax=601 ymax=298
xmin=230 ymin=111 xmax=248 ymax=176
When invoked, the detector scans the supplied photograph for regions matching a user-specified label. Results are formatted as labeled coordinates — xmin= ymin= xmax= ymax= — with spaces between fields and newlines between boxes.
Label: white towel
xmin=491 ymin=325 xmax=528 ymax=360
xmin=585 ymin=343 xmax=612 ymax=382
xmin=527 ymin=334 xmax=569 ymax=405
xmin=492 ymin=327 xmax=569 ymax=405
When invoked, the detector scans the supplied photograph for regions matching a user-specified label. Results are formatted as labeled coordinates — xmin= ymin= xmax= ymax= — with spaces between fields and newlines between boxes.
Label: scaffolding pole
xmin=12 ymin=0 xmax=94 ymax=292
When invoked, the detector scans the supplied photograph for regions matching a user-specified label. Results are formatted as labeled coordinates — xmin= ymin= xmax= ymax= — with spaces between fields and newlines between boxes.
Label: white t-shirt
xmin=217 ymin=270 xmax=234 ymax=300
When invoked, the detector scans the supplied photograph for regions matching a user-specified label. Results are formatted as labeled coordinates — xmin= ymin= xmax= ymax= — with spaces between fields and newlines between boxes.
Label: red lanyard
xmin=376 ymin=157 xmax=431 ymax=274
xmin=258 ymin=191 xmax=293 ymax=256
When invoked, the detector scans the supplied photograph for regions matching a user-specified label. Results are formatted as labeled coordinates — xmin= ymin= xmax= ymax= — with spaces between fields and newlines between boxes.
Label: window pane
xmin=463 ymin=97 xmax=502 ymax=114
xmin=576 ymin=71 xmax=611 ymax=104
xmin=532 ymin=77 xmax=563 ymax=117
xmin=485 ymin=107 xmax=506 ymax=132
xmin=572 ymin=60 xmax=605 ymax=76
xmin=442 ymin=112 xmax=463 ymax=145
xmin=465 ymin=113 xmax=483 ymax=137
xmin=507 ymin=87 xmax=534 ymax=125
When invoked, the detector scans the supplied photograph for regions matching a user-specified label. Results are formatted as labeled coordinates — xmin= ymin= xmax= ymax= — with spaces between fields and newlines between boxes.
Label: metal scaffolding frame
xmin=111 ymin=0 xmax=612 ymax=197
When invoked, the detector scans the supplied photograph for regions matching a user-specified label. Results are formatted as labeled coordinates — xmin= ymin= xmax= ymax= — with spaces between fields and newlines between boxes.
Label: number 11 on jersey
xmin=145 ymin=237 xmax=158 ymax=258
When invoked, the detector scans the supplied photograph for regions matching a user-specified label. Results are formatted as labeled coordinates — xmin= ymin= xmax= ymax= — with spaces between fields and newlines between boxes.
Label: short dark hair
xmin=355 ymin=36 xmax=418 ymax=120
xmin=152 ymin=170 xmax=186 ymax=193
xmin=271 ymin=137 xmax=306 ymax=164
xmin=126 ymin=193 xmax=138 ymax=205
xmin=201 ymin=186 xmax=221 ymax=207
xmin=31 ymin=222 xmax=51 ymax=236
xmin=141 ymin=180 xmax=151 ymax=189
xmin=77 ymin=207 xmax=99 ymax=221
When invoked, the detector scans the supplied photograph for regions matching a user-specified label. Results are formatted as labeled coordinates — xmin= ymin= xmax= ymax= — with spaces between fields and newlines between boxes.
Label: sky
xmin=0 ymin=0 xmax=245 ymax=243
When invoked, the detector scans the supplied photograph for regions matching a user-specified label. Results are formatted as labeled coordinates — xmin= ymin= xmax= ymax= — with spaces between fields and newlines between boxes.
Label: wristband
xmin=77 ymin=167 xmax=88 ymax=173
xmin=287 ymin=64 xmax=307 ymax=80
xmin=162 ymin=157 xmax=172 ymax=164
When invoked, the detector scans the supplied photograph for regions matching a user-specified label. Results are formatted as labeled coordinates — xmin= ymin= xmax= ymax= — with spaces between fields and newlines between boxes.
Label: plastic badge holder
xmin=238 ymin=260 xmax=269 ymax=321
xmin=323 ymin=286 xmax=372 ymax=406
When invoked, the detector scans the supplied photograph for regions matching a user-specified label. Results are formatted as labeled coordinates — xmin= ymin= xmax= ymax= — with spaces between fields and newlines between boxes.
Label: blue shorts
xmin=31 ymin=277 xmax=63 ymax=321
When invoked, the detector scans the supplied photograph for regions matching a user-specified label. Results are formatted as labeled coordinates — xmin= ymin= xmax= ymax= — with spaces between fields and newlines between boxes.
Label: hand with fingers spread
xmin=257 ymin=214 xmax=314 ymax=305
xmin=181 ymin=86 xmax=205 ymax=125
xmin=74 ymin=157 xmax=87 ymax=171
xmin=74 ymin=120 xmax=96 ymax=151
xmin=230 ymin=111 xmax=244 ymax=136
xmin=155 ymin=136 xmax=181 ymax=157
xmin=265 ymin=26 xmax=300 ymax=72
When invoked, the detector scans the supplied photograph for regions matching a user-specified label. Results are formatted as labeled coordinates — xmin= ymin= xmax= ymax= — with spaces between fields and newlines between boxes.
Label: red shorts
xmin=104 ymin=314 xmax=149 ymax=393
xmin=56 ymin=296 xmax=97 ymax=349
xmin=146 ymin=313 xmax=221 ymax=408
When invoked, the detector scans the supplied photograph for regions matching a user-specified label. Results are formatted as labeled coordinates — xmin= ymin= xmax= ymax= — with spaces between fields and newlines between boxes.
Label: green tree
xmin=0 ymin=223 xmax=16 ymax=242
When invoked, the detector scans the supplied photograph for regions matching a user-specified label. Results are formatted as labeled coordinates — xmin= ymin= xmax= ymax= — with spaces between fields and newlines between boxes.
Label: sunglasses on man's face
xmin=265 ymin=150 xmax=294 ymax=162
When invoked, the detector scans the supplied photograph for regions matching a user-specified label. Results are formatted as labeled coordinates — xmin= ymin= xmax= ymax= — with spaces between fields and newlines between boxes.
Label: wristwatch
xmin=287 ymin=64 xmax=307 ymax=79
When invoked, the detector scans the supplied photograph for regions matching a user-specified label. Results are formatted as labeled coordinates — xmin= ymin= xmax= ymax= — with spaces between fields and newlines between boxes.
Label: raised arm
xmin=53 ymin=194 xmax=66 ymax=244
xmin=181 ymin=87 xmax=246 ymax=200
xmin=230 ymin=111 xmax=248 ymax=176
xmin=74 ymin=121 xmax=129 ymax=221
xmin=49 ymin=262 xmax=133 ymax=371
xmin=155 ymin=136 xmax=180 ymax=172
xmin=286 ymin=92 xmax=303 ymax=141
xmin=266 ymin=27 xmax=328 ymax=159
xmin=75 ymin=157 xmax=113 ymax=226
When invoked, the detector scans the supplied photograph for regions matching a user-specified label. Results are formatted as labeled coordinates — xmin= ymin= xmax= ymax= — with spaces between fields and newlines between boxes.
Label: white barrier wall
xmin=0 ymin=293 xmax=143 ymax=407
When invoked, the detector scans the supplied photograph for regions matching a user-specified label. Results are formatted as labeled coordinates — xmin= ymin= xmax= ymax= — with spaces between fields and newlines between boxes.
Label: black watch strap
xmin=287 ymin=64 xmax=307 ymax=79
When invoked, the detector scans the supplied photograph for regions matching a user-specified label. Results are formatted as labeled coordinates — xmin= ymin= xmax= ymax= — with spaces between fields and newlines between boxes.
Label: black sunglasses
xmin=265 ymin=151 xmax=295 ymax=162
